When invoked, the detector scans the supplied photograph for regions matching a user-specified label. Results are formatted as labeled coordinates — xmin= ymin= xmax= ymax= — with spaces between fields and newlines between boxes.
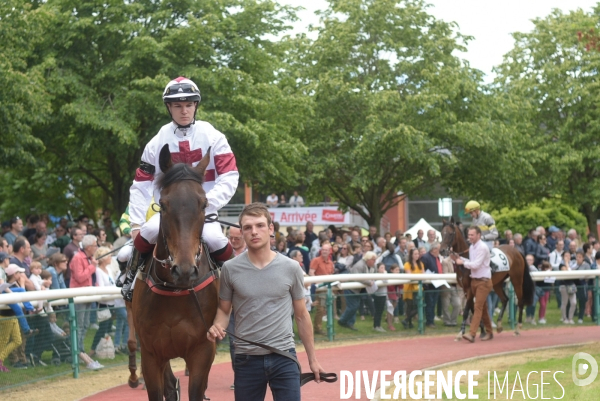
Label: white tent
xmin=405 ymin=218 xmax=441 ymax=242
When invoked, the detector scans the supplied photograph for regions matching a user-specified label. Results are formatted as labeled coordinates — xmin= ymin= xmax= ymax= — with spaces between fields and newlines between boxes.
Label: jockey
xmin=464 ymin=201 xmax=498 ymax=251
xmin=120 ymin=77 xmax=239 ymax=300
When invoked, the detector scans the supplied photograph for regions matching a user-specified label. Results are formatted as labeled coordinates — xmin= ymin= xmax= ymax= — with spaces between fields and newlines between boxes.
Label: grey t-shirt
xmin=220 ymin=252 xmax=305 ymax=355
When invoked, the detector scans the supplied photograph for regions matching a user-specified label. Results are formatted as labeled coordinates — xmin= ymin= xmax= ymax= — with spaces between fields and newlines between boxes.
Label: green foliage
xmin=296 ymin=0 xmax=483 ymax=227
xmin=491 ymin=199 xmax=588 ymax=238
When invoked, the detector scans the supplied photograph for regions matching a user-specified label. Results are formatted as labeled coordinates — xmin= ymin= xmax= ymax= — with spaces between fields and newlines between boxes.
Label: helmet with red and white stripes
xmin=162 ymin=77 xmax=201 ymax=103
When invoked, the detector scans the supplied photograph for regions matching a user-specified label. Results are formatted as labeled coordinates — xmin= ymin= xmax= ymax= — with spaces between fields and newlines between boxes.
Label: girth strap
xmin=224 ymin=330 xmax=338 ymax=387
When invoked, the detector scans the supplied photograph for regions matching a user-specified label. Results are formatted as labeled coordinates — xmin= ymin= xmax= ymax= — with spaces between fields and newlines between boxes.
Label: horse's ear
xmin=159 ymin=144 xmax=173 ymax=172
xmin=442 ymin=219 xmax=447 ymax=226
xmin=194 ymin=146 xmax=211 ymax=175
xmin=450 ymin=216 xmax=455 ymax=224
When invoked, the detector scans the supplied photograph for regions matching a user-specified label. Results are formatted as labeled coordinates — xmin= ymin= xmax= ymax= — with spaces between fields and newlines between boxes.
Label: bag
xmin=97 ymin=308 xmax=112 ymax=323
xmin=567 ymin=284 xmax=577 ymax=295
xmin=95 ymin=335 xmax=115 ymax=359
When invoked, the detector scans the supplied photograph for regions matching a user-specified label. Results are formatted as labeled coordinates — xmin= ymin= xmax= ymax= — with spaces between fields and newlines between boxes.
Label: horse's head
xmin=155 ymin=144 xmax=211 ymax=287
xmin=440 ymin=217 xmax=457 ymax=257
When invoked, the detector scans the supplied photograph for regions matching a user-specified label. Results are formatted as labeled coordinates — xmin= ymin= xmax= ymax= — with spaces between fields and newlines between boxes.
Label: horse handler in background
xmin=451 ymin=226 xmax=494 ymax=342
xmin=208 ymin=203 xmax=325 ymax=401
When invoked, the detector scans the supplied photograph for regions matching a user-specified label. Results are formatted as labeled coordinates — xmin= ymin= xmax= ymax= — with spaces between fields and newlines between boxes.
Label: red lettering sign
xmin=322 ymin=209 xmax=344 ymax=222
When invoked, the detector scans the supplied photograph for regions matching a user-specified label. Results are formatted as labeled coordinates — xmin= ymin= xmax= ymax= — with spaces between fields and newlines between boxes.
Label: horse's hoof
xmin=514 ymin=332 xmax=520 ymax=336
xmin=497 ymin=327 xmax=503 ymax=334
xmin=128 ymin=379 xmax=139 ymax=389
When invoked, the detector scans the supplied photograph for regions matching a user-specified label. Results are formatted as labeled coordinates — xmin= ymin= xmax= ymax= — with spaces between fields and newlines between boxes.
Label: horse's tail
xmin=520 ymin=251 xmax=535 ymax=306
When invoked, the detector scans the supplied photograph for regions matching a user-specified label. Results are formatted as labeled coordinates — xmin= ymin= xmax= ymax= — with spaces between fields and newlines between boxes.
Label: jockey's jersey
xmin=129 ymin=121 xmax=239 ymax=226
xmin=471 ymin=211 xmax=499 ymax=243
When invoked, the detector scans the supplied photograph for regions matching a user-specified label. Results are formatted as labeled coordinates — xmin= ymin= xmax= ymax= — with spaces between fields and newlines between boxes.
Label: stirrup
xmin=121 ymin=269 xmax=137 ymax=302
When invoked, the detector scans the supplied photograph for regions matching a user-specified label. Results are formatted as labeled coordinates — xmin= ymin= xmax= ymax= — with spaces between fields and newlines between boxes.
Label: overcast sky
xmin=279 ymin=0 xmax=599 ymax=80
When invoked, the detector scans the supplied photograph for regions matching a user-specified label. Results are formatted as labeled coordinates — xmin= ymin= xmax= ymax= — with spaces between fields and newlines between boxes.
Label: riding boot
xmin=490 ymin=261 xmax=499 ymax=273
xmin=121 ymin=252 xmax=149 ymax=302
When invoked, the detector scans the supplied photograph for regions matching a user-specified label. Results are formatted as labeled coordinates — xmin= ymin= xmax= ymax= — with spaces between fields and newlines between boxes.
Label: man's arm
xmin=207 ymin=298 xmax=232 ymax=342
xmin=461 ymin=246 xmax=486 ymax=270
xmin=293 ymin=298 xmax=324 ymax=382
xmin=205 ymin=131 xmax=239 ymax=213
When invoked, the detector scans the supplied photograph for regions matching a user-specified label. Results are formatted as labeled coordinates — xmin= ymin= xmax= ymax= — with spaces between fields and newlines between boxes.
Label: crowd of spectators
xmin=0 ymin=213 xmax=129 ymax=372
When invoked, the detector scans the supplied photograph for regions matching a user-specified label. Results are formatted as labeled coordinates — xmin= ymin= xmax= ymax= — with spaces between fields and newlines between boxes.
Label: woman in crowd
xmin=534 ymin=234 xmax=550 ymax=268
xmin=46 ymin=253 xmax=68 ymax=290
xmin=30 ymin=231 xmax=49 ymax=268
xmin=402 ymin=248 xmax=424 ymax=329
xmin=536 ymin=261 xmax=552 ymax=324
xmin=372 ymin=263 xmax=391 ymax=332
xmin=558 ymin=251 xmax=576 ymax=324
xmin=89 ymin=247 xmax=116 ymax=358
xmin=336 ymin=244 xmax=354 ymax=271
xmin=275 ymin=238 xmax=288 ymax=254
xmin=387 ymin=264 xmax=403 ymax=328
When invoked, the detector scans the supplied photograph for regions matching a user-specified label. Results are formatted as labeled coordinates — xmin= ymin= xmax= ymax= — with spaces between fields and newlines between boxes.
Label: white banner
xmin=268 ymin=206 xmax=351 ymax=226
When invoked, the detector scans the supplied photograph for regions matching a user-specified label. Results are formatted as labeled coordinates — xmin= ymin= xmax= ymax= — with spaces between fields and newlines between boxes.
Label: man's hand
xmin=131 ymin=230 xmax=139 ymax=241
xmin=207 ymin=323 xmax=227 ymax=343
xmin=454 ymin=257 xmax=464 ymax=265
xmin=308 ymin=359 xmax=326 ymax=383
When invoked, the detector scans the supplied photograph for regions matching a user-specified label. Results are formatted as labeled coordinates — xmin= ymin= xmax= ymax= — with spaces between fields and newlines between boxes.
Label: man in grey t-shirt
xmin=208 ymin=203 xmax=325 ymax=401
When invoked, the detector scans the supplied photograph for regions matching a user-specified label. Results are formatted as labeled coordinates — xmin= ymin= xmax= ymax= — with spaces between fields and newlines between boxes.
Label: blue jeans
xmin=234 ymin=349 xmax=300 ymax=401
xmin=114 ymin=307 xmax=129 ymax=348
xmin=6 ymin=288 xmax=33 ymax=332
xmin=487 ymin=292 xmax=499 ymax=321
xmin=339 ymin=290 xmax=360 ymax=327
xmin=425 ymin=290 xmax=439 ymax=325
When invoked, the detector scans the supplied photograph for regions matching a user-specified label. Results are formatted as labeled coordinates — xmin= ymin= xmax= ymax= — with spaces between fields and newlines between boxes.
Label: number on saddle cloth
xmin=490 ymin=248 xmax=510 ymax=273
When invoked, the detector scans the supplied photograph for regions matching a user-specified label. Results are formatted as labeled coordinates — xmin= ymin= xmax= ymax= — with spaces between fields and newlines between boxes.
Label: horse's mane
xmin=157 ymin=163 xmax=205 ymax=189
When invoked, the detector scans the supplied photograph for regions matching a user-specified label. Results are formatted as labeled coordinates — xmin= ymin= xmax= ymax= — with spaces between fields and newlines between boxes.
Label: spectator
xmin=69 ymin=235 xmax=98 ymax=353
xmin=311 ymin=231 xmax=328 ymax=260
xmin=22 ymin=215 xmax=41 ymax=241
xmin=89 ymin=246 xmax=116 ymax=358
xmin=514 ymin=233 xmax=525 ymax=256
xmin=583 ymin=243 xmax=593 ymax=265
xmin=537 ymin=261 xmax=553 ymax=324
xmin=402 ymin=248 xmax=424 ymax=329
xmin=0 ymin=252 xmax=9 ymax=282
xmin=228 ymin=226 xmax=247 ymax=256
xmin=374 ymin=237 xmax=386 ymax=256
xmin=441 ymin=257 xmax=461 ymax=327
xmin=565 ymin=228 xmax=580 ymax=250
xmin=500 ymin=230 xmax=513 ymax=245
xmin=287 ymin=232 xmax=310 ymax=274
xmin=303 ymin=221 xmax=317 ymax=250
xmin=64 ymin=227 xmax=83 ymax=265
xmin=524 ymin=229 xmax=539 ymax=257
xmin=534 ymin=234 xmax=550 ymax=268
xmin=377 ymin=242 xmax=403 ymax=272
xmin=279 ymin=194 xmax=287 ymax=206
xmin=549 ymin=240 xmax=564 ymax=270
xmin=546 ymin=226 xmax=560 ymax=252
xmin=309 ymin=243 xmax=334 ymax=335
xmin=46 ymin=253 xmax=68 ymax=290
xmin=275 ymin=237 xmax=288 ymax=254
xmin=372 ymin=263 xmax=391 ymax=332
xmin=368 ymin=226 xmax=379 ymax=242
xmin=337 ymin=251 xmax=377 ymax=331
xmin=558 ymin=251 xmax=576 ymax=324
xmin=420 ymin=243 xmax=442 ymax=328
xmin=413 ymin=230 xmax=426 ymax=249
xmin=30 ymin=231 xmax=49 ymax=268
xmin=351 ymin=243 xmax=363 ymax=265
xmin=3 ymin=217 xmax=23 ymax=246
xmin=363 ymin=240 xmax=374 ymax=253
xmin=536 ymin=226 xmax=546 ymax=238
xmin=1 ymin=221 xmax=10 ymax=238
xmin=266 ymin=192 xmax=278 ymax=207
xmin=9 ymin=238 xmax=34 ymax=287
xmin=51 ymin=225 xmax=70 ymax=252
xmin=289 ymin=191 xmax=304 ymax=207
xmin=349 ymin=230 xmax=361 ymax=248
xmin=335 ymin=243 xmax=353 ymax=273
xmin=418 ymin=246 xmax=427 ymax=257
xmin=0 ymin=237 xmax=9 ymax=256
xmin=572 ymin=250 xmax=590 ymax=324
xmin=387 ymin=264 xmax=403 ymax=326
xmin=525 ymin=254 xmax=539 ymax=324
xmin=424 ymin=230 xmax=437 ymax=251
xmin=93 ymin=228 xmax=108 ymax=247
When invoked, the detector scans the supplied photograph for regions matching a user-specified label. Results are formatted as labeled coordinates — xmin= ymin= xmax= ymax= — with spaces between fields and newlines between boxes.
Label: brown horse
xmin=440 ymin=217 xmax=534 ymax=337
xmin=131 ymin=144 xmax=219 ymax=401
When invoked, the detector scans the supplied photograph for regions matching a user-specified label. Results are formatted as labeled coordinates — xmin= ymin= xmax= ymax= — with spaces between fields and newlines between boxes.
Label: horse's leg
xmin=163 ymin=361 xmax=180 ymax=401
xmin=495 ymin=284 xmax=509 ymax=334
xmin=125 ymin=301 xmax=140 ymax=388
xmin=456 ymin=297 xmax=472 ymax=341
xmin=512 ymin=274 xmax=525 ymax=336
xmin=140 ymin=349 xmax=167 ymax=401
xmin=187 ymin=344 xmax=216 ymax=401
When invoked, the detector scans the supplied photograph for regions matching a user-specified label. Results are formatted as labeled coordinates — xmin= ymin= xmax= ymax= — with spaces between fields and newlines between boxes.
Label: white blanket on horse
xmin=491 ymin=248 xmax=510 ymax=273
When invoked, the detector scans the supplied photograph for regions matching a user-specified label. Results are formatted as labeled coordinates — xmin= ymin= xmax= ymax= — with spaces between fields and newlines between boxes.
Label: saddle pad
xmin=491 ymin=248 xmax=510 ymax=273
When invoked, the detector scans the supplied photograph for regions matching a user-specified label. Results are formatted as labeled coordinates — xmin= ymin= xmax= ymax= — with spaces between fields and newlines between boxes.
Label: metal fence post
xmin=508 ymin=282 xmax=515 ymax=330
xmin=68 ymin=298 xmax=79 ymax=378
xmin=417 ymin=281 xmax=424 ymax=335
xmin=326 ymin=284 xmax=335 ymax=341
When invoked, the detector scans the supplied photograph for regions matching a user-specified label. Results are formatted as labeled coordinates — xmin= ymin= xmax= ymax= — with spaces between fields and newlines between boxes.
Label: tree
xmin=494 ymin=7 xmax=600 ymax=237
xmin=1 ymin=0 xmax=308 ymax=221
xmin=296 ymin=0 xmax=484 ymax=227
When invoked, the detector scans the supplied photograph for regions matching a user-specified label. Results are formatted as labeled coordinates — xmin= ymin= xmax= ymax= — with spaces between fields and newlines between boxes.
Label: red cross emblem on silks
xmin=171 ymin=141 xmax=202 ymax=165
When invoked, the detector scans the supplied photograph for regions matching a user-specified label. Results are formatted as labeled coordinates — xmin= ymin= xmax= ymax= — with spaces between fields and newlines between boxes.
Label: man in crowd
xmin=425 ymin=229 xmax=437 ymax=252
xmin=500 ymin=230 xmax=513 ymax=245
xmin=565 ymin=228 xmax=580 ymax=250
xmin=3 ymin=217 xmax=23 ymax=246
xmin=368 ymin=226 xmax=379 ymax=242
xmin=549 ymin=240 xmax=564 ymax=270
xmin=395 ymin=236 xmax=408 ymax=264
xmin=207 ymin=203 xmax=325 ymax=400
xmin=452 ymin=226 xmax=493 ymax=342
xmin=338 ymin=252 xmax=377 ymax=331
xmin=303 ymin=221 xmax=317 ymax=250
xmin=524 ymin=229 xmax=539 ymax=257
xmin=309 ymin=243 xmax=334 ymax=335
xmin=546 ymin=226 xmax=559 ymax=252
xmin=288 ymin=191 xmax=304 ymax=207
xmin=64 ymin=227 xmax=83 ymax=265
xmin=9 ymin=239 xmax=34 ymax=283
xmin=228 ymin=226 xmax=247 ymax=257
xmin=413 ymin=229 xmax=426 ymax=249
xmin=514 ymin=233 xmax=525 ymax=256
xmin=420 ymin=243 xmax=442 ymax=328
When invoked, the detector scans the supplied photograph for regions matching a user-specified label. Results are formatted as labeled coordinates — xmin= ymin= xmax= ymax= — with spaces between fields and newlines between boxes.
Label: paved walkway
xmin=82 ymin=326 xmax=599 ymax=401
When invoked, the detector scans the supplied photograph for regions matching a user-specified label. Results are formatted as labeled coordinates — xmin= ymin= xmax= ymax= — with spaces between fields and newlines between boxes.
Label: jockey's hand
xmin=207 ymin=323 xmax=226 ymax=343
xmin=308 ymin=359 xmax=325 ymax=383
xmin=131 ymin=230 xmax=139 ymax=241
